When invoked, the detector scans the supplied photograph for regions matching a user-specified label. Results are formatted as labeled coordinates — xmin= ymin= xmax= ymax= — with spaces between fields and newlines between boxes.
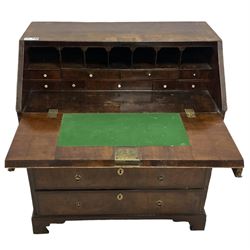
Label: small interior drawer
xmin=84 ymin=81 xmax=153 ymax=90
xmin=84 ymin=81 xmax=117 ymax=90
xmin=31 ymin=168 xmax=208 ymax=190
xmin=24 ymin=70 xmax=61 ymax=80
xmin=36 ymin=190 xmax=203 ymax=216
xmin=61 ymin=69 xmax=88 ymax=79
xmin=62 ymin=69 xmax=120 ymax=80
xmin=180 ymin=70 xmax=213 ymax=79
xmin=85 ymin=70 xmax=120 ymax=80
xmin=121 ymin=69 xmax=179 ymax=80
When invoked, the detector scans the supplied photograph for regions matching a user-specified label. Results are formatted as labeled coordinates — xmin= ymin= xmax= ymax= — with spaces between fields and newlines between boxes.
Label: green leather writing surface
xmin=57 ymin=113 xmax=190 ymax=147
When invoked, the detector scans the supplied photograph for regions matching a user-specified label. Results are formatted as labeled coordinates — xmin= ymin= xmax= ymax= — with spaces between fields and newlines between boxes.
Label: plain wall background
xmin=0 ymin=0 xmax=249 ymax=249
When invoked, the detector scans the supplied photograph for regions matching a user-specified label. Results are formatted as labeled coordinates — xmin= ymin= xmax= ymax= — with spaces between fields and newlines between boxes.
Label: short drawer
xmin=36 ymin=190 xmax=203 ymax=216
xmin=180 ymin=70 xmax=213 ymax=79
xmin=121 ymin=69 xmax=179 ymax=80
xmin=86 ymin=70 xmax=120 ymax=80
xmin=24 ymin=70 xmax=61 ymax=79
xmin=84 ymin=81 xmax=117 ymax=90
xmin=62 ymin=69 xmax=120 ymax=80
xmin=31 ymin=168 xmax=208 ymax=190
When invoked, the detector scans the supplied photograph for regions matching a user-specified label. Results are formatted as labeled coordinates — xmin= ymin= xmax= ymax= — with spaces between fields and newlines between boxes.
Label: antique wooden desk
xmin=5 ymin=22 xmax=244 ymax=233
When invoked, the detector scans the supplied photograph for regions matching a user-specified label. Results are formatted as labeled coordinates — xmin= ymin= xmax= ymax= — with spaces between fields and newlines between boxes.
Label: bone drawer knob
xmin=117 ymin=193 xmax=123 ymax=201
xmin=74 ymin=174 xmax=82 ymax=181
xmin=117 ymin=168 xmax=124 ymax=176
xmin=156 ymin=200 xmax=163 ymax=207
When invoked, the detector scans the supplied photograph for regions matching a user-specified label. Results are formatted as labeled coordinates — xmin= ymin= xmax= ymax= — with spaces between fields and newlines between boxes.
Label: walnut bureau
xmin=5 ymin=22 xmax=244 ymax=233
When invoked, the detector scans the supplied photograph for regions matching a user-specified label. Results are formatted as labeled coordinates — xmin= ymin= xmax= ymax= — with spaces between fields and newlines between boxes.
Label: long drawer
xmin=31 ymin=168 xmax=208 ymax=190
xmin=36 ymin=190 xmax=203 ymax=216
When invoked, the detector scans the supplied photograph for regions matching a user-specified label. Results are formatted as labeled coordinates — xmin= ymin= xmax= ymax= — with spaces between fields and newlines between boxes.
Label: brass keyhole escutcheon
xmin=156 ymin=200 xmax=163 ymax=207
xmin=75 ymin=174 xmax=82 ymax=181
xmin=117 ymin=193 xmax=123 ymax=201
xmin=157 ymin=175 xmax=164 ymax=182
xmin=117 ymin=168 xmax=124 ymax=176
xmin=76 ymin=201 xmax=81 ymax=208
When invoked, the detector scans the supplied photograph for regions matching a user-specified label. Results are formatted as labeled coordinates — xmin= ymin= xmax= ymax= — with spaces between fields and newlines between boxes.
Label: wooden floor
xmin=6 ymin=112 xmax=243 ymax=168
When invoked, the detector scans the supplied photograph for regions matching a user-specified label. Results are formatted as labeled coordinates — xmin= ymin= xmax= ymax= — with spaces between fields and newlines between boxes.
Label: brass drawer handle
xmin=76 ymin=201 xmax=81 ymax=208
xmin=43 ymin=73 xmax=48 ymax=78
xmin=117 ymin=193 xmax=123 ymax=201
xmin=75 ymin=174 xmax=82 ymax=181
xmin=156 ymin=200 xmax=163 ymax=207
xmin=117 ymin=168 xmax=124 ymax=176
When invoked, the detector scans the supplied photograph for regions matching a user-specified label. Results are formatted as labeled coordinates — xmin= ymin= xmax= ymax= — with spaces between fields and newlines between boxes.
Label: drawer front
xmin=180 ymin=70 xmax=213 ymax=79
xmin=121 ymin=70 xmax=179 ymax=80
xmin=62 ymin=69 xmax=87 ymax=79
xmin=36 ymin=190 xmax=203 ymax=216
xmin=86 ymin=70 xmax=120 ymax=80
xmin=24 ymin=70 xmax=61 ymax=79
xmin=85 ymin=81 xmax=153 ymax=90
xmin=32 ymin=168 xmax=208 ymax=190
xmin=23 ymin=80 xmax=85 ymax=91
xmin=62 ymin=69 xmax=120 ymax=80
xmin=153 ymin=81 xmax=208 ymax=90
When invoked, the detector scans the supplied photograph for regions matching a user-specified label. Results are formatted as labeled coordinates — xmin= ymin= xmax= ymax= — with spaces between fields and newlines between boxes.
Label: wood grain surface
xmin=21 ymin=22 xmax=221 ymax=42
xmin=5 ymin=112 xmax=243 ymax=168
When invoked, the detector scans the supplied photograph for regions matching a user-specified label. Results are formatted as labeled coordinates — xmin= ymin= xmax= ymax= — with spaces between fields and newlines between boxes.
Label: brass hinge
xmin=185 ymin=108 xmax=196 ymax=118
xmin=48 ymin=109 xmax=58 ymax=118
xmin=115 ymin=147 xmax=140 ymax=165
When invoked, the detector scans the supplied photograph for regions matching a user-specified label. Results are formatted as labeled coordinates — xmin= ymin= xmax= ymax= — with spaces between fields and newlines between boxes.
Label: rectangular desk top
xmin=5 ymin=113 xmax=243 ymax=168
xmin=21 ymin=22 xmax=221 ymax=42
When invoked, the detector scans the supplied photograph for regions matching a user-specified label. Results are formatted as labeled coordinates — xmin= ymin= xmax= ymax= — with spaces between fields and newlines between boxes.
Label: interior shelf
xmin=109 ymin=47 xmax=132 ymax=68
xmin=133 ymin=47 xmax=156 ymax=67
xmin=24 ymin=90 xmax=219 ymax=113
xmin=85 ymin=47 xmax=108 ymax=68
xmin=61 ymin=47 xmax=83 ymax=68
xmin=157 ymin=48 xmax=180 ymax=68
xmin=27 ymin=47 xmax=60 ymax=68
xmin=181 ymin=47 xmax=213 ymax=65
xmin=25 ymin=46 xmax=214 ymax=70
